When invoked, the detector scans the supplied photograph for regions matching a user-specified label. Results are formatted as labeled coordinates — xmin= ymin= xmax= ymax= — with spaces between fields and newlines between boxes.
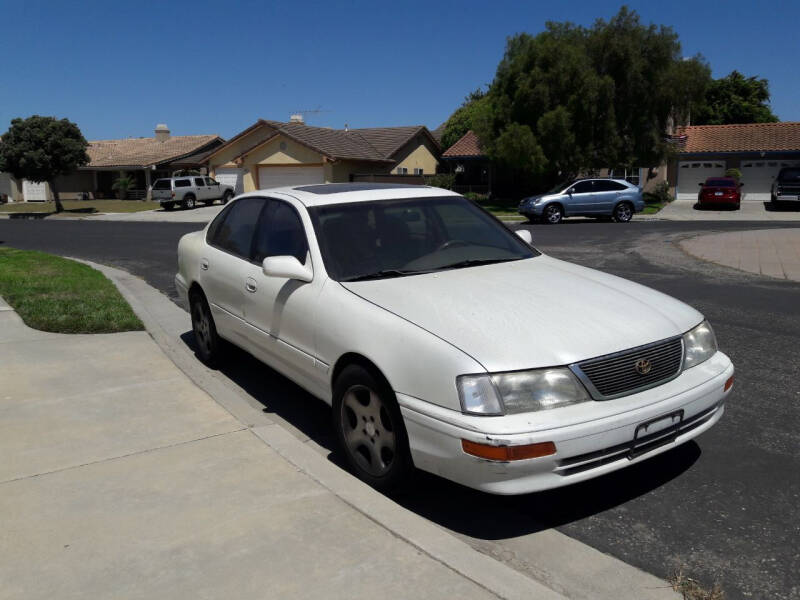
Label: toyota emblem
xmin=635 ymin=359 xmax=652 ymax=375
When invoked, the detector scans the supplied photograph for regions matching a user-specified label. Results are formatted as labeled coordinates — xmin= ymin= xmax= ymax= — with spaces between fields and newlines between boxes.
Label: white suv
xmin=152 ymin=176 xmax=234 ymax=210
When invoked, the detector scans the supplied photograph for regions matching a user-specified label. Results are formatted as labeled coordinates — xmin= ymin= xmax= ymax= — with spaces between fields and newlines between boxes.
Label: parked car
xmin=771 ymin=167 xmax=800 ymax=208
xmin=151 ymin=176 xmax=234 ymax=211
xmin=176 ymin=183 xmax=733 ymax=495
xmin=697 ymin=177 xmax=742 ymax=209
xmin=518 ymin=178 xmax=645 ymax=224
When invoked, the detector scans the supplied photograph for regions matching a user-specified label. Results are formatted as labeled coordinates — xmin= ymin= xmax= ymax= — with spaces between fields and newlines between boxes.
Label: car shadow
xmin=764 ymin=201 xmax=800 ymax=212
xmin=178 ymin=329 xmax=701 ymax=540
xmin=692 ymin=202 xmax=738 ymax=211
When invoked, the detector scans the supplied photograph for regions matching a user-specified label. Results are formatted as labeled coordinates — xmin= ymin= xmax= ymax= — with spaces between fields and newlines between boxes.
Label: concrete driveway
xmin=659 ymin=197 xmax=800 ymax=221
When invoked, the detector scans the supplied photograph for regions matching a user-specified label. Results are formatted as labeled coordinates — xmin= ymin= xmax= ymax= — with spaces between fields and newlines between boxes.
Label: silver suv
xmin=151 ymin=176 xmax=235 ymax=211
xmin=518 ymin=178 xmax=645 ymax=224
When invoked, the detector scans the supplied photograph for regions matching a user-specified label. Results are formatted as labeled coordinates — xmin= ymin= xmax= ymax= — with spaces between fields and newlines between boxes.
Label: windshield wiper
xmin=435 ymin=258 xmax=519 ymax=271
xmin=341 ymin=269 xmax=432 ymax=282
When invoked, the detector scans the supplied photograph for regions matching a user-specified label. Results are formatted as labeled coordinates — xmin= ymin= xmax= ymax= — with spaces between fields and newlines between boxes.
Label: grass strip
xmin=0 ymin=247 xmax=143 ymax=333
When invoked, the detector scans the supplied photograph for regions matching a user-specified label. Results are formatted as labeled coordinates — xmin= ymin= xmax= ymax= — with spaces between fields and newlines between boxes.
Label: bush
xmin=725 ymin=167 xmax=742 ymax=181
xmin=463 ymin=192 xmax=490 ymax=202
xmin=425 ymin=173 xmax=456 ymax=190
xmin=643 ymin=181 xmax=672 ymax=205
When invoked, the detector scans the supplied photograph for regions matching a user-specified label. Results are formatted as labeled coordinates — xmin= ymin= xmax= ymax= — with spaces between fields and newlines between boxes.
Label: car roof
xmin=235 ymin=182 xmax=461 ymax=207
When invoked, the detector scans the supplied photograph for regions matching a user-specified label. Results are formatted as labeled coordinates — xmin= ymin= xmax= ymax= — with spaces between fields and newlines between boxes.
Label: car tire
xmin=183 ymin=195 xmax=196 ymax=210
xmin=613 ymin=202 xmax=633 ymax=223
xmin=543 ymin=204 xmax=563 ymax=224
xmin=190 ymin=291 xmax=224 ymax=367
xmin=333 ymin=364 xmax=413 ymax=492
xmin=222 ymin=191 xmax=233 ymax=204
xmin=163 ymin=202 xmax=175 ymax=211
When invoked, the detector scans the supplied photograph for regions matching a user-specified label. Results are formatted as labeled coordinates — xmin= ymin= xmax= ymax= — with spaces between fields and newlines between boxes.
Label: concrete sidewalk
xmin=0 ymin=294 xmax=566 ymax=599
xmin=680 ymin=228 xmax=800 ymax=281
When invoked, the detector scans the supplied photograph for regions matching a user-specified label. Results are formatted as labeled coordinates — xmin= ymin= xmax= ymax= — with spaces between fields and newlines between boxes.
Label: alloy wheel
xmin=191 ymin=301 xmax=212 ymax=356
xmin=615 ymin=203 xmax=632 ymax=222
xmin=340 ymin=384 xmax=397 ymax=477
xmin=545 ymin=205 xmax=562 ymax=224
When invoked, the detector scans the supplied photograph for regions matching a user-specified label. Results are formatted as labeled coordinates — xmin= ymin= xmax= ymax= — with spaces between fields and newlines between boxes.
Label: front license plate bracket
xmin=628 ymin=409 xmax=684 ymax=459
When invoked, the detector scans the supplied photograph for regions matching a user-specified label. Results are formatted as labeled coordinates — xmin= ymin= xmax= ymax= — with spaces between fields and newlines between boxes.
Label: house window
xmin=413 ymin=168 xmax=423 ymax=175
xmin=397 ymin=167 xmax=408 ymax=175
xmin=608 ymin=167 xmax=641 ymax=186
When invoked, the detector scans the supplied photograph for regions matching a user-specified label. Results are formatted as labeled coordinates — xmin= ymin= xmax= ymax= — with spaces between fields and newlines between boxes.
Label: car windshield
xmin=308 ymin=196 xmax=538 ymax=281
xmin=780 ymin=168 xmax=800 ymax=181
xmin=706 ymin=179 xmax=736 ymax=187
xmin=546 ymin=180 xmax=575 ymax=194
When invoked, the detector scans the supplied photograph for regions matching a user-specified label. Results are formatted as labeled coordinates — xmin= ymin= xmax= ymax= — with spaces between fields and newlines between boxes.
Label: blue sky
xmin=2 ymin=0 xmax=798 ymax=140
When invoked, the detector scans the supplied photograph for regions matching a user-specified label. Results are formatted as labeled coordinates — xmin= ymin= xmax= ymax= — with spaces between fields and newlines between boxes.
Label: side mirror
xmin=515 ymin=229 xmax=533 ymax=244
xmin=739 ymin=183 xmax=744 ymax=187
xmin=262 ymin=255 xmax=313 ymax=282
xmin=698 ymin=183 xmax=704 ymax=186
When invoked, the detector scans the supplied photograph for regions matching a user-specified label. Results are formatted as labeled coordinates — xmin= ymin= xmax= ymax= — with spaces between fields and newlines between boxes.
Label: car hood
xmin=341 ymin=255 xmax=702 ymax=372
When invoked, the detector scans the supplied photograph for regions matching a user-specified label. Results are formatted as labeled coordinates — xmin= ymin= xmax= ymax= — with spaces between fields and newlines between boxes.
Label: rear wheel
xmin=183 ymin=195 xmax=196 ymax=210
xmin=613 ymin=202 xmax=633 ymax=223
xmin=543 ymin=204 xmax=563 ymax=224
xmin=190 ymin=291 xmax=223 ymax=367
xmin=333 ymin=364 xmax=412 ymax=491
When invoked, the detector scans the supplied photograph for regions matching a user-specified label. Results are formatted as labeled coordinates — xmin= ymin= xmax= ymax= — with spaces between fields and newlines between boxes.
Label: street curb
xmin=82 ymin=258 xmax=681 ymax=600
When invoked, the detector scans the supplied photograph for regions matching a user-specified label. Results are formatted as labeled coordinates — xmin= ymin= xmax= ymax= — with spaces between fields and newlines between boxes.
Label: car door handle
xmin=245 ymin=277 xmax=257 ymax=293
xmin=200 ymin=259 xmax=209 ymax=270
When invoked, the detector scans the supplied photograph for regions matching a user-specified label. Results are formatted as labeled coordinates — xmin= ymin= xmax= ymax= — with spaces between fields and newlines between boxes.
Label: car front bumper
xmin=174 ymin=273 xmax=190 ymax=310
xmin=398 ymin=351 xmax=733 ymax=495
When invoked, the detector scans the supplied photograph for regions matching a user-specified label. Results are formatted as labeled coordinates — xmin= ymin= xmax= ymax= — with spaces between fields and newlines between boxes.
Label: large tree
xmin=0 ymin=116 xmax=89 ymax=212
xmin=693 ymin=70 xmax=778 ymax=125
xmin=440 ymin=88 xmax=489 ymax=150
xmin=469 ymin=7 xmax=711 ymax=194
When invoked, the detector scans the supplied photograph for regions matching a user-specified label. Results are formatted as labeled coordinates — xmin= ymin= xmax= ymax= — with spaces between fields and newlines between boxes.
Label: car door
xmin=205 ymin=177 xmax=221 ymax=200
xmin=200 ymin=197 xmax=267 ymax=344
xmin=241 ymin=198 xmax=325 ymax=390
xmin=591 ymin=180 xmax=623 ymax=213
xmin=563 ymin=180 xmax=595 ymax=215
xmin=193 ymin=177 xmax=209 ymax=203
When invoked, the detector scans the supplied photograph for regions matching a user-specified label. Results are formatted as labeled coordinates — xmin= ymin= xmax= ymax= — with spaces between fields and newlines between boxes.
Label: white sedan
xmin=175 ymin=183 xmax=734 ymax=495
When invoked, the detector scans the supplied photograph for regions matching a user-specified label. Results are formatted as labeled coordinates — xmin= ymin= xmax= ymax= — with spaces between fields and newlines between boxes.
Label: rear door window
xmin=595 ymin=180 xmax=627 ymax=192
xmin=208 ymin=197 xmax=267 ymax=260
xmin=174 ymin=179 xmax=191 ymax=188
xmin=194 ymin=178 xmax=205 ymax=187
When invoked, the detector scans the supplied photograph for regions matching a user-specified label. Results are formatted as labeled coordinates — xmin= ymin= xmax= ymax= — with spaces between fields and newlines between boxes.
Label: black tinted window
xmin=705 ymin=179 xmax=736 ymax=187
xmin=153 ymin=179 xmax=171 ymax=190
xmin=174 ymin=179 xmax=191 ymax=188
xmin=595 ymin=180 xmax=627 ymax=191
xmin=572 ymin=181 xmax=594 ymax=193
xmin=194 ymin=178 xmax=205 ymax=187
xmin=210 ymin=197 xmax=266 ymax=259
xmin=253 ymin=200 xmax=309 ymax=264
xmin=779 ymin=168 xmax=800 ymax=181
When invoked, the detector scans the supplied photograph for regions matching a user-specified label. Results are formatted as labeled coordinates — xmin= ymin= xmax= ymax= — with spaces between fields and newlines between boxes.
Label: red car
xmin=698 ymin=177 xmax=743 ymax=209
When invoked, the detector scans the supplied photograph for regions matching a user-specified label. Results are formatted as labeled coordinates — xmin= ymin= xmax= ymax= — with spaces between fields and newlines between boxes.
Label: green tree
xmin=0 ymin=116 xmax=89 ymax=212
xmin=472 ymin=6 xmax=711 ymax=194
xmin=693 ymin=70 xmax=778 ymax=125
xmin=440 ymin=88 xmax=489 ymax=150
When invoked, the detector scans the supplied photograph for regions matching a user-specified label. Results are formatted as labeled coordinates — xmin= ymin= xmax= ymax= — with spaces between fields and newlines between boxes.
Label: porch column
xmin=92 ymin=171 xmax=98 ymax=199
xmin=144 ymin=168 xmax=152 ymax=201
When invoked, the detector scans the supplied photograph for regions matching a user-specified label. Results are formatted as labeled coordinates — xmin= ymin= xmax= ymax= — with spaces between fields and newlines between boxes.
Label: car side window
xmin=205 ymin=177 xmax=217 ymax=186
xmin=595 ymin=180 xmax=627 ymax=192
xmin=174 ymin=179 xmax=191 ymax=188
xmin=209 ymin=197 xmax=267 ymax=259
xmin=572 ymin=181 xmax=594 ymax=194
xmin=194 ymin=178 xmax=205 ymax=187
xmin=252 ymin=200 xmax=309 ymax=265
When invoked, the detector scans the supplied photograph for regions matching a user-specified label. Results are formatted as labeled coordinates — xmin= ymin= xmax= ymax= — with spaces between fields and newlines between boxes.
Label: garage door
xmin=676 ymin=161 xmax=725 ymax=200
xmin=22 ymin=179 xmax=48 ymax=202
xmin=214 ymin=168 xmax=244 ymax=195
xmin=258 ymin=166 xmax=324 ymax=190
xmin=740 ymin=160 xmax=800 ymax=201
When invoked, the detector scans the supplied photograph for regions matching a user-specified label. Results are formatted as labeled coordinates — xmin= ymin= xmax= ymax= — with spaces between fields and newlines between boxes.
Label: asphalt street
xmin=1 ymin=218 xmax=798 ymax=600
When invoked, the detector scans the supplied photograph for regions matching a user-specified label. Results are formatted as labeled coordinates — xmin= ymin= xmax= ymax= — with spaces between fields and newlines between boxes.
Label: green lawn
xmin=0 ymin=247 xmax=143 ymax=333
xmin=0 ymin=199 xmax=161 ymax=215
xmin=642 ymin=202 xmax=665 ymax=214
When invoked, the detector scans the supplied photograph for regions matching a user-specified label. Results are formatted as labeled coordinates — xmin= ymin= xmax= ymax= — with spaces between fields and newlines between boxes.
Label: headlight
xmin=683 ymin=320 xmax=717 ymax=369
xmin=457 ymin=368 xmax=590 ymax=415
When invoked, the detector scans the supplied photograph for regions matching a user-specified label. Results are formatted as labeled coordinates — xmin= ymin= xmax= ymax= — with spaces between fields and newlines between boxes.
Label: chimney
xmin=155 ymin=124 xmax=170 ymax=141
xmin=289 ymin=114 xmax=304 ymax=124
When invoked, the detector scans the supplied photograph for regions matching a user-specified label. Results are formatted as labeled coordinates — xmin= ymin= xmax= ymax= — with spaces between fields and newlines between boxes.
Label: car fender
xmin=316 ymin=281 xmax=485 ymax=411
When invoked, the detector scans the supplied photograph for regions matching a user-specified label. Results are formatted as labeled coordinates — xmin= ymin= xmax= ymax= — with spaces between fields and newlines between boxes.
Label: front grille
xmin=573 ymin=337 xmax=683 ymax=399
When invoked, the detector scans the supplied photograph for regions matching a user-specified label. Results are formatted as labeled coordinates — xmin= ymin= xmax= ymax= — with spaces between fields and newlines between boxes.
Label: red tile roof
xmin=675 ymin=122 xmax=800 ymax=153
xmin=87 ymin=135 xmax=221 ymax=167
xmin=442 ymin=130 xmax=485 ymax=158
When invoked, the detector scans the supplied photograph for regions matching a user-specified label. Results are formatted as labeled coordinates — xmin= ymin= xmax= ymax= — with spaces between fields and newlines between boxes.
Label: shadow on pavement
xmin=178 ymin=330 xmax=701 ymax=540
xmin=764 ymin=201 xmax=800 ymax=212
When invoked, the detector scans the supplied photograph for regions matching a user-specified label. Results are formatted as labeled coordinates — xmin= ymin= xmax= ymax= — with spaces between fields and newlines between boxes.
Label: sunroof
xmin=294 ymin=183 xmax=428 ymax=195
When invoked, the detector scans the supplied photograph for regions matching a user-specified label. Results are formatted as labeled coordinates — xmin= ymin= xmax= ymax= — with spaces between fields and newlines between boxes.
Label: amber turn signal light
xmin=724 ymin=375 xmax=734 ymax=391
xmin=461 ymin=439 xmax=556 ymax=461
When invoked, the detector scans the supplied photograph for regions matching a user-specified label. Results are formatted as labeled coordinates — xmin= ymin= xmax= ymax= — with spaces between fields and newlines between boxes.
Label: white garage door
xmin=677 ymin=161 xmax=725 ymax=200
xmin=740 ymin=160 xmax=800 ymax=201
xmin=214 ymin=167 xmax=244 ymax=195
xmin=22 ymin=179 xmax=48 ymax=202
xmin=258 ymin=166 xmax=324 ymax=190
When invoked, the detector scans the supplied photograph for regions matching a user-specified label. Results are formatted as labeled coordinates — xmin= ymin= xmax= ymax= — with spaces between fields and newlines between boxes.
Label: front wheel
xmin=543 ymin=204 xmax=563 ymax=224
xmin=613 ymin=202 xmax=633 ymax=223
xmin=333 ymin=365 xmax=412 ymax=492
